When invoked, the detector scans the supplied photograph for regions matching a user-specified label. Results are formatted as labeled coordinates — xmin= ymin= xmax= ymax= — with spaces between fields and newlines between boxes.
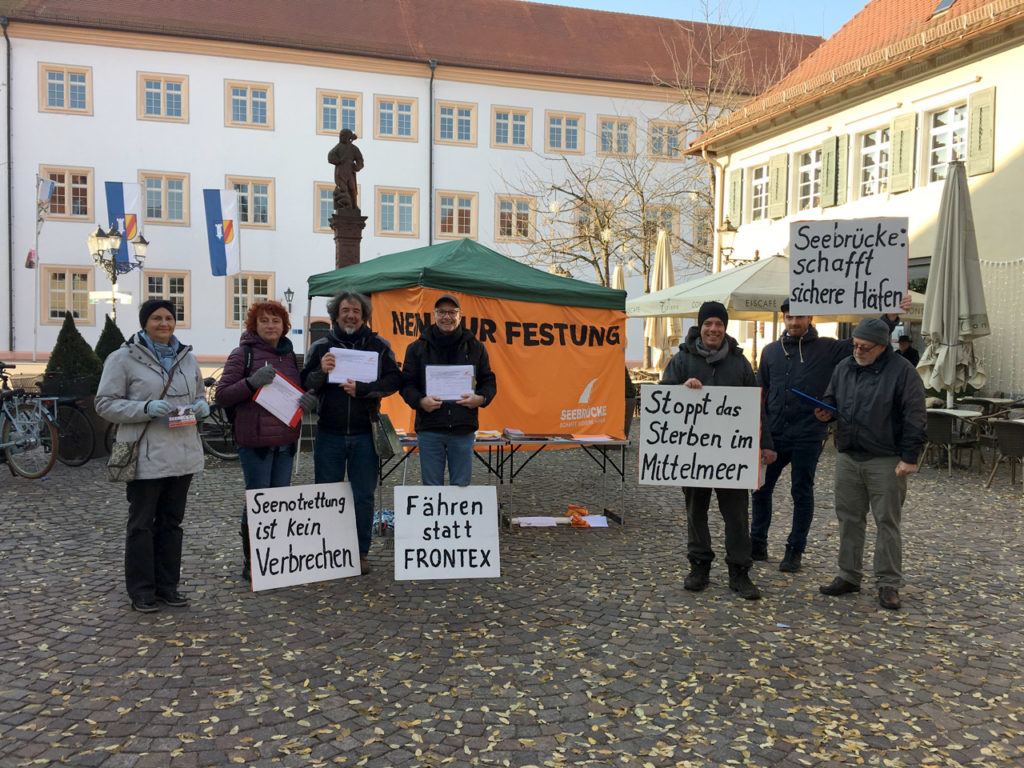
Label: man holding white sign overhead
xmin=660 ymin=301 xmax=775 ymax=600
xmin=301 ymin=292 xmax=401 ymax=574
xmin=401 ymin=294 xmax=497 ymax=486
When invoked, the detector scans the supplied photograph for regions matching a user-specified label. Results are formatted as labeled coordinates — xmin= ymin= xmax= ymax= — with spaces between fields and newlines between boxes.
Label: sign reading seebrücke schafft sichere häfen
xmin=789 ymin=217 xmax=909 ymax=316
xmin=394 ymin=485 xmax=500 ymax=580
xmin=639 ymin=385 xmax=763 ymax=489
xmin=245 ymin=482 xmax=360 ymax=591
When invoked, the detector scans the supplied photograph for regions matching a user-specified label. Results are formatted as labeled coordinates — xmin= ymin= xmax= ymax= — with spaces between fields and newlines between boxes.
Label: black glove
xmin=247 ymin=365 xmax=277 ymax=389
xmin=299 ymin=391 xmax=318 ymax=413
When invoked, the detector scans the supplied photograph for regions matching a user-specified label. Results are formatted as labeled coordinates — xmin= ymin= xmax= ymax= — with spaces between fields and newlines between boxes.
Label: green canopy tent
xmin=307 ymin=238 xmax=625 ymax=310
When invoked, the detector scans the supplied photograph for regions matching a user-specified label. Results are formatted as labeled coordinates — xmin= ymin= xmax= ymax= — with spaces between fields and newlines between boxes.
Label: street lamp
xmin=283 ymin=287 xmax=294 ymax=314
xmin=87 ymin=225 xmax=149 ymax=321
xmin=717 ymin=217 xmax=758 ymax=265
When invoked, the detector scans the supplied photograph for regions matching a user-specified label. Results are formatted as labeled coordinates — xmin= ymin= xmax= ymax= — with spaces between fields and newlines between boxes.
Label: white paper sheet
xmin=253 ymin=372 xmax=304 ymax=426
xmin=327 ymin=348 xmax=379 ymax=384
xmin=425 ymin=364 xmax=475 ymax=401
xmin=516 ymin=517 xmax=558 ymax=527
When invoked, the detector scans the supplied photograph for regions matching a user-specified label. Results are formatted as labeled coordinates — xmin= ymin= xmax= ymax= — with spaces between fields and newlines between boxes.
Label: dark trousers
xmin=750 ymin=439 xmax=823 ymax=552
xmin=313 ymin=430 xmax=377 ymax=555
xmin=125 ymin=474 xmax=193 ymax=600
xmin=684 ymin=486 xmax=751 ymax=567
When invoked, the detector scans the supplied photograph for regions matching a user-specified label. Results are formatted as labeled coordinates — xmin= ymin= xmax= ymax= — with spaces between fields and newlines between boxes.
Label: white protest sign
xmin=246 ymin=482 xmax=360 ymax=591
xmin=394 ymin=485 xmax=500 ymax=580
xmin=639 ymin=385 xmax=763 ymax=489
xmin=789 ymin=217 xmax=909 ymax=315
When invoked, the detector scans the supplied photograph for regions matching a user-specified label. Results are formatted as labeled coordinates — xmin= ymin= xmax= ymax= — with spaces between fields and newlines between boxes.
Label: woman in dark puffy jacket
xmin=215 ymin=300 xmax=315 ymax=576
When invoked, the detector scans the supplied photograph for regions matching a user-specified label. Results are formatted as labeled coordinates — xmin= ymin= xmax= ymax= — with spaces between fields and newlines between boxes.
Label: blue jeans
xmin=416 ymin=430 xmax=475 ymax=486
xmin=238 ymin=445 xmax=295 ymax=525
xmin=313 ymin=430 xmax=377 ymax=555
xmin=750 ymin=439 xmax=823 ymax=552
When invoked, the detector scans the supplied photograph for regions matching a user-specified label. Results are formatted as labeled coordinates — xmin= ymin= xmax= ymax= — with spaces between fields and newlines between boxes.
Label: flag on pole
xmin=37 ymin=178 xmax=55 ymax=204
xmin=104 ymin=181 xmax=143 ymax=266
xmin=204 ymin=189 xmax=240 ymax=276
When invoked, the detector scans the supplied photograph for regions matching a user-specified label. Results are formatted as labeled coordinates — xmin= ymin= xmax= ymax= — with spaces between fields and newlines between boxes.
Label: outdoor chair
xmin=984 ymin=420 xmax=1024 ymax=491
xmin=922 ymin=411 xmax=983 ymax=476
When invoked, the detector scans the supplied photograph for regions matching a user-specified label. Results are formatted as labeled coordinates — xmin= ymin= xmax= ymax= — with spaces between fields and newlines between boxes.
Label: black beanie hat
xmin=139 ymin=298 xmax=176 ymax=328
xmin=698 ymin=301 xmax=729 ymax=328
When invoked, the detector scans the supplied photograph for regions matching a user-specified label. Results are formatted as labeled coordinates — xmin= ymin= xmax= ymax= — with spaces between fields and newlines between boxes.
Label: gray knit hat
xmin=852 ymin=318 xmax=891 ymax=347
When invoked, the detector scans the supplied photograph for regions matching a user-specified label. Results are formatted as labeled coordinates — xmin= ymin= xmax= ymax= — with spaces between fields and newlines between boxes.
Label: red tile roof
xmin=4 ymin=0 xmax=820 ymax=91
xmin=690 ymin=0 xmax=1024 ymax=151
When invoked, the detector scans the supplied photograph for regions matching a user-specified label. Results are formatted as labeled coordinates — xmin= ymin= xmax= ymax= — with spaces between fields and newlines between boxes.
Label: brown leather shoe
xmin=878 ymin=586 xmax=901 ymax=610
xmin=819 ymin=576 xmax=861 ymax=596
xmin=360 ymin=556 xmax=371 ymax=575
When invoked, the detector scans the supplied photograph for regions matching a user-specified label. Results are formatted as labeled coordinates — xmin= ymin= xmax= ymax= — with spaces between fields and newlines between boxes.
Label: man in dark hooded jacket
xmin=401 ymin=294 xmax=497 ymax=486
xmin=301 ymin=291 xmax=401 ymax=574
xmin=660 ymin=301 xmax=775 ymax=600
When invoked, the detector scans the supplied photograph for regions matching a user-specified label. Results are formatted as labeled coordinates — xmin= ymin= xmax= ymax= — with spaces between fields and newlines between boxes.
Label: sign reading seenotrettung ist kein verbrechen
xmin=394 ymin=485 xmax=500 ymax=580
xmin=246 ymin=482 xmax=360 ymax=591
xmin=638 ymin=385 xmax=764 ymax=489
xmin=789 ymin=217 xmax=909 ymax=316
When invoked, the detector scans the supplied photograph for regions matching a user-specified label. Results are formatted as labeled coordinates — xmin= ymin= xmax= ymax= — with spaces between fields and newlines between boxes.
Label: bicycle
xmin=199 ymin=374 xmax=239 ymax=461
xmin=54 ymin=396 xmax=95 ymax=467
xmin=1 ymin=362 xmax=59 ymax=479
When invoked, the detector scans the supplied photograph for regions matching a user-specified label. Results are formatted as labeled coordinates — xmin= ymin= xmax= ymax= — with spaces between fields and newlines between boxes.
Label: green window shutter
xmin=727 ymin=169 xmax=742 ymax=226
xmin=889 ymin=113 xmax=917 ymax=194
xmin=835 ymin=134 xmax=849 ymax=206
xmin=767 ymin=153 xmax=788 ymax=219
xmin=967 ymin=86 xmax=995 ymax=177
xmin=821 ymin=137 xmax=838 ymax=208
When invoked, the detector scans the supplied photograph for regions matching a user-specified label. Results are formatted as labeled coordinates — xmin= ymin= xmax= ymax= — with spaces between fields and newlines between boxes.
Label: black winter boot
xmin=750 ymin=541 xmax=768 ymax=561
xmin=240 ymin=524 xmax=251 ymax=578
xmin=683 ymin=560 xmax=711 ymax=591
xmin=728 ymin=564 xmax=761 ymax=599
xmin=779 ymin=545 xmax=802 ymax=572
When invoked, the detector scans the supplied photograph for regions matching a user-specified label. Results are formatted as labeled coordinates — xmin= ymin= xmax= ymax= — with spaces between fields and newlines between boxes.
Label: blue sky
xmin=523 ymin=0 xmax=869 ymax=38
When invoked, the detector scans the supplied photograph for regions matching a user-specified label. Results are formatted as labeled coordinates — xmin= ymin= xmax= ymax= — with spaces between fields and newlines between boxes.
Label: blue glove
xmin=192 ymin=400 xmax=211 ymax=419
xmin=146 ymin=400 xmax=173 ymax=417
xmin=299 ymin=391 xmax=318 ymax=412
xmin=247 ymin=365 xmax=277 ymax=389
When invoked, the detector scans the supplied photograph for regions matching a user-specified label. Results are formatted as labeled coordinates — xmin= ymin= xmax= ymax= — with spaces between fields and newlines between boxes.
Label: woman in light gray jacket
xmin=96 ymin=299 xmax=207 ymax=613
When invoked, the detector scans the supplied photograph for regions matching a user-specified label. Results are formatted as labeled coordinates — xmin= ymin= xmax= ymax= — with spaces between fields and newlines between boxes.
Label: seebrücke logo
xmin=559 ymin=377 xmax=608 ymax=426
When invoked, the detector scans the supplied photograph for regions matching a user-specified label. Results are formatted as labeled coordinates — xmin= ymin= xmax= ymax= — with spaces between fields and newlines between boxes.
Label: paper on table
xmin=328 ymin=348 xmax=379 ymax=384
xmin=517 ymin=517 xmax=558 ymax=527
xmin=570 ymin=434 xmax=613 ymax=442
xmin=254 ymin=372 xmax=304 ymax=427
xmin=425 ymin=364 xmax=474 ymax=401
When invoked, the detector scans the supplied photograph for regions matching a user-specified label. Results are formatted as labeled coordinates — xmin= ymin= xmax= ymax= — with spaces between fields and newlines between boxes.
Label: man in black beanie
xmin=659 ymin=301 xmax=776 ymax=599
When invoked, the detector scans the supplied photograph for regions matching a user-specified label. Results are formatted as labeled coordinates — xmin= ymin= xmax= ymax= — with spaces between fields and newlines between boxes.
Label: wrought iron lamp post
xmin=86 ymin=225 xmax=149 ymax=321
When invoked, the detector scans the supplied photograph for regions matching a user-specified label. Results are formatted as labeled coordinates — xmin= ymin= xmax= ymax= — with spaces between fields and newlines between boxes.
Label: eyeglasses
xmin=435 ymin=309 xmax=460 ymax=317
xmin=852 ymin=342 xmax=877 ymax=352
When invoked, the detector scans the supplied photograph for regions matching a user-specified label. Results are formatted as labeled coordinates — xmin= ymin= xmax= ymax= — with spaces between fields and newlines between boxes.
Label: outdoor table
xmin=959 ymin=396 xmax=1016 ymax=416
xmin=502 ymin=436 xmax=629 ymax=529
xmin=378 ymin=434 xmax=507 ymax=486
xmin=927 ymin=408 xmax=982 ymax=419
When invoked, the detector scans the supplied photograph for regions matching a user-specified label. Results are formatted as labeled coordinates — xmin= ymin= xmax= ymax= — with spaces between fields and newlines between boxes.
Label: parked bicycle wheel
xmin=55 ymin=403 xmax=94 ymax=466
xmin=200 ymin=406 xmax=239 ymax=460
xmin=103 ymin=421 xmax=117 ymax=454
xmin=2 ymin=403 xmax=58 ymax=479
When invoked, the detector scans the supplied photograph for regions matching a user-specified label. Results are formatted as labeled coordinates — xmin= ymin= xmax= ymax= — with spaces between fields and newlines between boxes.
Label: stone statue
xmin=328 ymin=128 xmax=364 ymax=211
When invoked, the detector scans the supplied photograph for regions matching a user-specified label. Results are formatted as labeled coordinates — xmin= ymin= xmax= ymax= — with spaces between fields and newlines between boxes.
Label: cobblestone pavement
xmin=2 ymin=442 xmax=1022 ymax=767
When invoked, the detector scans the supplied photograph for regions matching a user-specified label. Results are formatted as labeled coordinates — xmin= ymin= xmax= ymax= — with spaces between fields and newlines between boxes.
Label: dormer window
xmin=932 ymin=0 xmax=956 ymax=16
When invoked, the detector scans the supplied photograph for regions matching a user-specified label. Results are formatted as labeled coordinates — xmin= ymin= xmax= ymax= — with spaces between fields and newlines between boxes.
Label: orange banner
xmin=369 ymin=287 xmax=626 ymax=438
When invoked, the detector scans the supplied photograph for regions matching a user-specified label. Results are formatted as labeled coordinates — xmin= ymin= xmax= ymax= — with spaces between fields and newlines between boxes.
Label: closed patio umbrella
xmin=918 ymin=161 xmax=990 ymax=406
xmin=610 ymin=263 xmax=625 ymax=291
xmin=642 ymin=229 xmax=683 ymax=370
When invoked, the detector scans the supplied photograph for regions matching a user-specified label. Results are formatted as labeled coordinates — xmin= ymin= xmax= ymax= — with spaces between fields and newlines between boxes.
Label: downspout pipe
xmin=3 ymin=18 xmax=12 ymax=353
xmin=702 ymin=148 xmax=726 ymax=274
xmin=428 ymin=59 xmax=437 ymax=246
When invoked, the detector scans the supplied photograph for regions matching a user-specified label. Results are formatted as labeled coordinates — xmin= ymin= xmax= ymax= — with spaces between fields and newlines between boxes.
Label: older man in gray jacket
xmin=814 ymin=318 xmax=926 ymax=610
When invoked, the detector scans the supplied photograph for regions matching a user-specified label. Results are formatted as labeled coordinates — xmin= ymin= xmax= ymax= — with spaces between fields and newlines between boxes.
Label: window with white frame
xmin=599 ymin=117 xmax=635 ymax=156
xmin=145 ymin=271 xmax=189 ymax=326
xmin=436 ymin=191 xmax=477 ymax=238
xmin=40 ymin=165 xmax=93 ymax=220
xmin=859 ymin=127 xmax=890 ymax=197
xmin=315 ymin=182 xmax=334 ymax=232
xmin=546 ymin=112 xmax=583 ymax=153
xmin=318 ymin=89 xmax=361 ymax=136
xmin=227 ymin=176 xmax=275 ymax=228
xmin=137 ymin=73 xmax=187 ymax=122
xmin=375 ymin=96 xmax=417 ymax=140
xmin=496 ymin=196 xmax=532 ymax=240
xmin=39 ymin=64 xmax=92 ymax=114
xmin=750 ymin=165 xmax=769 ymax=221
xmin=928 ymin=103 xmax=967 ymax=182
xmin=376 ymin=187 xmax=418 ymax=236
xmin=796 ymin=148 xmax=822 ymax=210
xmin=649 ymin=121 xmax=684 ymax=159
xmin=41 ymin=266 xmax=93 ymax=325
xmin=228 ymin=273 xmax=273 ymax=326
xmin=492 ymin=106 xmax=531 ymax=149
xmin=436 ymin=102 xmax=476 ymax=145
xmin=225 ymin=80 xmax=273 ymax=129
xmin=140 ymin=171 xmax=188 ymax=225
